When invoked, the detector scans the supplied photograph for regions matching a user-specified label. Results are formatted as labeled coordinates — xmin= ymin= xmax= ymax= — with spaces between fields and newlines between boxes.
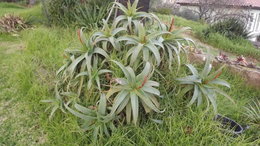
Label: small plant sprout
xmin=244 ymin=99 xmax=260 ymax=125
xmin=65 ymin=94 xmax=116 ymax=141
xmin=41 ymin=83 xmax=66 ymax=119
xmin=75 ymin=56 xmax=112 ymax=91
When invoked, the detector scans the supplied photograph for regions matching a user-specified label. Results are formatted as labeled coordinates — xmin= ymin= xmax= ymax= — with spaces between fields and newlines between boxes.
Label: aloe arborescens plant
xmin=177 ymin=55 xmax=234 ymax=112
xmin=107 ymin=61 xmax=163 ymax=125
xmin=41 ymin=0 xmax=234 ymax=142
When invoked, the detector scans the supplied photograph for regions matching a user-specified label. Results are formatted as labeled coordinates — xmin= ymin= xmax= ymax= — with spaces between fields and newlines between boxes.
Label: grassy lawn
xmin=0 ymin=3 xmax=259 ymax=145
xmin=0 ymin=2 xmax=26 ymax=16
xmin=0 ymin=2 xmax=43 ymax=25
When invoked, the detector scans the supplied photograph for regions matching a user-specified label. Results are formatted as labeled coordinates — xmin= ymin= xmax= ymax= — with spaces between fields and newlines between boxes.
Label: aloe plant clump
xmin=107 ymin=61 xmax=162 ymax=125
xmin=177 ymin=55 xmax=234 ymax=112
xmin=41 ymin=0 xmax=234 ymax=141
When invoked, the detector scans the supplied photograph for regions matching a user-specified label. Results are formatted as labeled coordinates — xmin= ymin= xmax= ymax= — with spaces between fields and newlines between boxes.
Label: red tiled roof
xmin=176 ymin=0 xmax=260 ymax=9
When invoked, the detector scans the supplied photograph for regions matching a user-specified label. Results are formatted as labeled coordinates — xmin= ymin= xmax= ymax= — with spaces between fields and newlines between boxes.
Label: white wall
xmin=178 ymin=5 xmax=199 ymax=13
xmin=247 ymin=9 xmax=260 ymax=33
xmin=162 ymin=0 xmax=176 ymax=3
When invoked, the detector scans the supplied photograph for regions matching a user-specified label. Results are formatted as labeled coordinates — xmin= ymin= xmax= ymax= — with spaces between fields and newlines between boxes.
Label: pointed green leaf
xmin=209 ymin=78 xmax=230 ymax=88
xmin=135 ymin=90 xmax=163 ymax=113
xmin=111 ymin=90 xmax=128 ymax=114
xmin=137 ymin=62 xmax=152 ymax=80
xmin=98 ymin=94 xmax=107 ymax=115
xmin=130 ymin=92 xmax=139 ymax=125
xmin=75 ymin=103 xmax=94 ymax=114
xmin=188 ymin=85 xmax=199 ymax=106
xmin=126 ymin=102 xmax=132 ymax=124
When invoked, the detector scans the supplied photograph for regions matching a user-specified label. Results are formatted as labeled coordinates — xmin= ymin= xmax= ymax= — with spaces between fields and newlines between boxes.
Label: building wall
xmin=246 ymin=9 xmax=260 ymax=41
xmin=162 ymin=0 xmax=176 ymax=3
xmin=178 ymin=5 xmax=199 ymax=13
xmin=248 ymin=9 xmax=260 ymax=32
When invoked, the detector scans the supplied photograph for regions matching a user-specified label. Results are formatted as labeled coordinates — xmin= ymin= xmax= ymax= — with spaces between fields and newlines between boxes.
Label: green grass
xmin=0 ymin=3 xmax=259 ymax=145
xmin=204 ymin=33 xmax=260 ymax=59
xmin=0 ymin=2 xmax=26 ymax=16
xmin=158 ymin=14 xmax=207 ymax=34
xmin=0 ymin=2 xmax=43 ymax=24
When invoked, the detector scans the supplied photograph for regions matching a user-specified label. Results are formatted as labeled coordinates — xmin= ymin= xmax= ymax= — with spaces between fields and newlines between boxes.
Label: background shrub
xmin=173 ymin=8 xmax=199 ymax=21
xmin=45 ymin=0 xmax=78 ymax=26
xmin=73 ymin=0 xmax=111 ymax=29
xmin=203 ymin=18 xmax=250 ymax=40
xmin=155 ymin=8 xmax=172 ymax=15
xmin=150 ymin=1 xmax=174 ymax=15
xmin=44 ymin=0 xmax=111 ymax=27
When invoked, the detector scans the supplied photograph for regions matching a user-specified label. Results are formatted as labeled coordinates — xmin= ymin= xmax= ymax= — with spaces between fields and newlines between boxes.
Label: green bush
xmin=73 ymin=0 xmax=111 ymax=29
xmin=44 ymin=0 xmax=111 ymax=27
xmin=45 ymin=0 xmax=78 ymax=26
xmin=203 ymin=18 xmax=249 ymax=40
xmin=174 ymin=9 xmax=199 ymax=21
